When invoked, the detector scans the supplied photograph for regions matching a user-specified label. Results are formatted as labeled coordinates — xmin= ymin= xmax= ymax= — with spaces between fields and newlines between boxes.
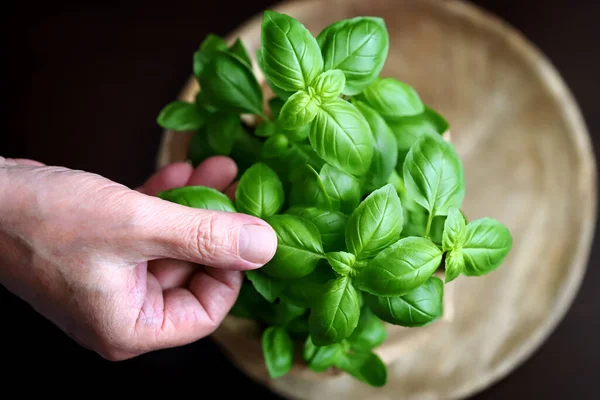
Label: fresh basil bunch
xmin=156 ymin=10 xmax=513 ymax=388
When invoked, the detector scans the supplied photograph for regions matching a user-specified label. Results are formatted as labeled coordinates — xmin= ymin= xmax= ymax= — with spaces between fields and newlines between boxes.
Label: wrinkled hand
xmin=0 ymin=156 xmax=277 ymax=361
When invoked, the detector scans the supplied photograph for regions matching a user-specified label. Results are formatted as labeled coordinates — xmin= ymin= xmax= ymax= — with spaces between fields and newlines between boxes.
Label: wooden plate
xmin=156 ymin=0 xmax=597 ymax=398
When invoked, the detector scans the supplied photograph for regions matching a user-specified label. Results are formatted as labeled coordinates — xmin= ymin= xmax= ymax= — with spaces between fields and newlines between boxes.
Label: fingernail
xmin=239 ymin=225 xmax=277 ymax=265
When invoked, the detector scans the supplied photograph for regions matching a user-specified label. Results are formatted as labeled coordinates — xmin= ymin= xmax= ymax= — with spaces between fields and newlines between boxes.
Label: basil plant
xmin=156 ymin=10 xmax=513 ymax=388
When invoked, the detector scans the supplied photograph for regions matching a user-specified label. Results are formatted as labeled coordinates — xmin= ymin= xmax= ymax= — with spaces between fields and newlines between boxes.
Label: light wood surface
xmin=156 ymin=0 xmax=597 ymax=399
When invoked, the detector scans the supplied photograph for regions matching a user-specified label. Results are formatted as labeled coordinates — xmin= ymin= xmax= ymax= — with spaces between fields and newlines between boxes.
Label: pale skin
xmin=0 ymin=155 xmax=277 ymax=361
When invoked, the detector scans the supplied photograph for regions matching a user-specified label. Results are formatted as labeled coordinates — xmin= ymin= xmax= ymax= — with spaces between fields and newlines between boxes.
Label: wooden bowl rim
xmin=156 ymin=0 xmax=598 ymax=398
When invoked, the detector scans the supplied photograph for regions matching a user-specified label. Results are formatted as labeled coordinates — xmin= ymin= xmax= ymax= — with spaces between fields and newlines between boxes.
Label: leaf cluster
xmin=157 ymin=10 xmax=513 ymax=387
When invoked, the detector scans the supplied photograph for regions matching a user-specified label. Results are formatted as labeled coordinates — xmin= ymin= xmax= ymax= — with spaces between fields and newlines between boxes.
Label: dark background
xmin=2 ymin=0 xmax=599 ymax=397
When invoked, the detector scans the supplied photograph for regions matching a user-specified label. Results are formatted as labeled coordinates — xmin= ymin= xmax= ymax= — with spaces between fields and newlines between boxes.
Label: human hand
xmin=0 ymin=156 xmax=277 ymax=361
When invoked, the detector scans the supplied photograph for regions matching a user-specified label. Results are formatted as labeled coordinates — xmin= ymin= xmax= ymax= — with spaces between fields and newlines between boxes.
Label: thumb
xmin=135 ymin=195 xmax=278 ymax=270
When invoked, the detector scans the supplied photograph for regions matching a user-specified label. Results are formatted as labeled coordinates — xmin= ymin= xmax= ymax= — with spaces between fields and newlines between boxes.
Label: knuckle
xmin=191 ymin=212 xmax=236 ymax=262
xmin=195 ymin=213 xmax=217 ymax=261
xmin=102 ymin=188 xmax=145 ymax=222
xmin=133 ymin=305 xmax=163 ymax=346
xmin=114 ymin=192 xmax=160 ymax=241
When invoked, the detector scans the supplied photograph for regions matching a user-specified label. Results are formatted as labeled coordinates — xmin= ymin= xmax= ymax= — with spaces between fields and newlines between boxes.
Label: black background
xmin=2 ymin=0 xmax=599 ymax=397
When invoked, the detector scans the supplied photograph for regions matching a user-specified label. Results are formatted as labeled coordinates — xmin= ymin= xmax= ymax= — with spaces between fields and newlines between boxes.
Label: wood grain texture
xmin=156 ymin=0 xmax=597 ymax=399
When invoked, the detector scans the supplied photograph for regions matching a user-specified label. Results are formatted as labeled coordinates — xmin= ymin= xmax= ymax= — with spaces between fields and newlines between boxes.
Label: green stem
xmin=424 ymin=211 xmax=434 ymax=238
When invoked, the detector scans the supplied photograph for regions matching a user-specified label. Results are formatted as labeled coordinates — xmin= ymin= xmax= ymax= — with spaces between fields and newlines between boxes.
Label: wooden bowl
xmin=156 ymin=0 xmax=597 ymax=399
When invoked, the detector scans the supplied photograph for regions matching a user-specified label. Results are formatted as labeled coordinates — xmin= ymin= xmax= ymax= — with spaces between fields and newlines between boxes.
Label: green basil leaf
xmin=347 ymin=306 xmax=387 ymax=351
xmin=187 ymin=129 xmax=215 ymax=166
xmin=269 ymin=97 xmax=285 ymax=119
xmin=309 ymin=98 xmax=374 ymax=176
xmin=421 ymin=105 xmax=450 ymax=133
xmin=357 ymin=290 xmax=365 ymax=311
xmin=401 ymin=208 xmax=447 ymax=246
xmin=194 ymin=90 xmax=218 ymax=114
xmin=354 ymin=100 xmax=398 ymax=192
xmin=403 ymin=133 xmax=465 ymax=217
xmin=325 ymin=251 xmax=356 ymax=276
xmin=262 ymin=134 xmax=290 ymax=158
xmin=206 ymin=112 xmax=241 ymax=155
xmin=197 ymin=34 xmax=228 ymax=49
xmin=255 ymin=121 xmax=278 ymax=138
xmin=401 ymin=206 xmax=428 ymax=238
xmin=246 ymin=270 xmax=288 ymax=303
xmin=158 ymin=186 xmax=236 ymax=212
xmin=442 ymin=207 xmax=467 ymax=252
xmin=388 ymin=106 xmax=448 ymax=137
xmin=366 ymin=276 xmax=444 ymax=327
xmin=287 ymin=315 xmax=309 ymax=336
xmin=393 ymin=174 xmax=419 ymax=211
xmin=387 ymin=169 xmax=404 ymax=195
xmin=157 ymin=101 xmax=206 ymax=131
xmin=257 ymin=49 xmax=294 ymax=101
xmin=276 ymin=141 xmax=325 ymax=183
xmin=319 ymin=163 xmax=361 ymax=214
xmin=229 ymin=38 xmax=252 ymax=66
xmin=389 ymin=122 xmax=433 ymax=170
xmin=262 ymin=326 xmax=295 ymax=378
xmin=271 ymin=301 xmax=307 ymax=327
xmin=284 ymin=124 xmax=311 ymax=143
xmin=199 ymin=51 xmax=264 ymax=116
xmin=285 ymin=206 xmax=348 ymax=253
xmin=293 ymin=143 xmax=326 ymax=175
xmin=318 ymin=17 xmax=389 ymax=96
xmin=279 ymin=90 xmax=319 ymax=129
xmin=261 ymin=10 xmax=323 ymax=92
xmin=461 ymin=218 xmax=512 ymax=276
xmin=309 ymin=275 xmax=361 ymax=345
xmin=444 ymin=248 xmax=464 ymax=283
xmin=334 ymin=350 xmax=387 ymax=387
xmin=316 ymin=19 xmax=349 ymax=48
xmin=261 ymin=214 xmax=325 ymax=279
xmin=289 ymin=164 xmax=332 ymax=210
xmin=303 ymin=335 xmax=343 ymax=372
xmin=312 ymin=69 xmax=346 ymax=101
xmin=354 ymin=237 xmax=443 ymax=297
xmin=230 ymin=280 xmax=270 ymax=319
xmin=235 ymin=162 xmax=285 ymax=218
xmin=280 ymin=261 xmax=336 ymax=308
xmin=193 ymin=34 xmax=229 ymax=79
xmin=387 ymin=106 xmax=449 ymax=167
xmin=345 ymin=184 xmax=403 ymax=260
xmin=430 ymin=215 xmax=447 ymax=245
xmin=397 ymin=202 xmax=443 ymax=237
xmin=355 ymin=77 xmax=424 ymax=120
xmin=230 ymin=128 xmax=265 ymax=174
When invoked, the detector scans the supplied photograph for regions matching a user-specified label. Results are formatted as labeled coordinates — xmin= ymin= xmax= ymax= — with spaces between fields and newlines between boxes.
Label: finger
xmin=13 ymin=158 xmax=46 ymax=166
xmin=136 ymin=197 xmax=277 ymax=270
xmin=148 ymin=258 xmax=197 ymax=290
xmin=137 ymin=162 xmax=194 ymax=196
xmin=0 ymin=157 xmax=46 ymax=166
xmin=135 ymin=268 xmax=243 ymax=349
xmin=186 ymin=155 xmax=237 ymax=191
xmin=224 ymin=181 xmax=239 ymax=201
